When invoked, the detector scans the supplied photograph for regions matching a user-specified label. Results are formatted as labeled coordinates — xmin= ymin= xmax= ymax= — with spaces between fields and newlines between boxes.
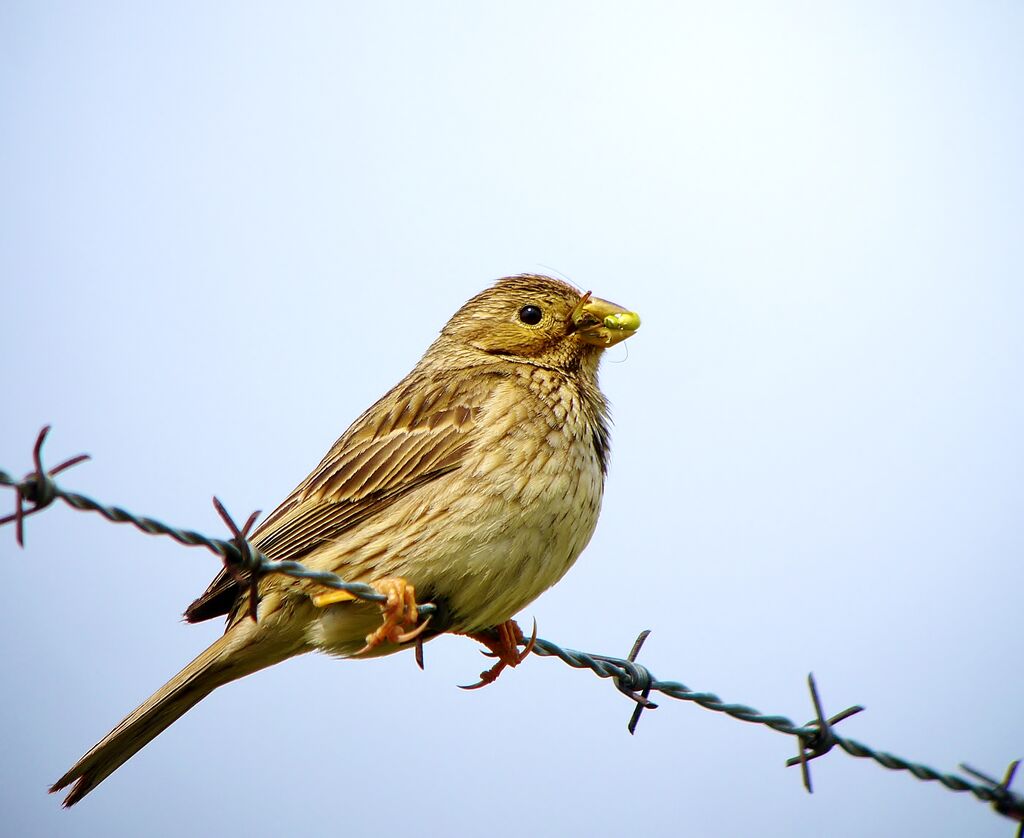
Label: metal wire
xmin=2 ymin=427 xmax=1021 ymax=831
xmin=528 ymin=638 xmax=1021 ymax=816
xmin=0 ymin=427 xmax=435 ymax=620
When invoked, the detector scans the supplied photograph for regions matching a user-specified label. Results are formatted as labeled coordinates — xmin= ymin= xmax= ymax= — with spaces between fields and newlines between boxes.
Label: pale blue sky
xmin=2 ymin=3 xmax=1022 ymax=836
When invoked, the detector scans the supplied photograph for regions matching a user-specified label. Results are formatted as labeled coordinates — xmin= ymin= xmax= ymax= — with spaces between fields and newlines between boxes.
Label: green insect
xmin=603 ymin=311 xmax=641 ymax=331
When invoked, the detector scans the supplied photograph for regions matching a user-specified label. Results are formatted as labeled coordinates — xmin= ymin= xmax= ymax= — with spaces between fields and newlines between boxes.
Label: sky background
xmin=2 ymin=3 xmax=1022 ymax=836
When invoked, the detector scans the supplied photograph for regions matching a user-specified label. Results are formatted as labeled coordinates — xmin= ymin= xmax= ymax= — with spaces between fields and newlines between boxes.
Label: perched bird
xmin=52 ymin=273 xmax=640 ymax=806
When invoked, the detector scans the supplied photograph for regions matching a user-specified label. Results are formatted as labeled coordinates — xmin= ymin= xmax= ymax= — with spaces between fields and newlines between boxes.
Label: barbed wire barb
xmin=3 ymin=426 xmax=1023 ymax=832
xmin=620 ymin=629 xmax=657 ymax=734
xmin=0 ymin=425 xmax=90 ymax=546
xmin=961 ymin=761 xmax=1024 ymax=835
xmin=211 ymin=497 xmax=263 ymax=622
xmin=784 ymin=673 xmax=864 ymax=793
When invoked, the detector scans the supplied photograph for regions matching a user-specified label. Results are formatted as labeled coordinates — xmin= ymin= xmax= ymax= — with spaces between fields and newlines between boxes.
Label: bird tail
xmin=51 ymin=619 xmax=299 ymax=807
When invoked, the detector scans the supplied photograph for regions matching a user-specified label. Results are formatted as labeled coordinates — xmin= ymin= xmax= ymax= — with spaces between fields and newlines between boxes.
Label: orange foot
xmin=355 ymin=578 xmax=432 ymax=655
xmin=459 ymin=618 xmax=538 ymax=690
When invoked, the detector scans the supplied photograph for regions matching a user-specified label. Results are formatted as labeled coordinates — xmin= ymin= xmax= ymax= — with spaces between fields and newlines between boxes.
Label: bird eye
xmin=518 ymin=305 xmax=543 ymax=325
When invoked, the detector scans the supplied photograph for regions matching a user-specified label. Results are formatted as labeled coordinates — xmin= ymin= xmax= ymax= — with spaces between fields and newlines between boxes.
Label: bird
xmin=51 ymin=273 xmax=640 ymax=806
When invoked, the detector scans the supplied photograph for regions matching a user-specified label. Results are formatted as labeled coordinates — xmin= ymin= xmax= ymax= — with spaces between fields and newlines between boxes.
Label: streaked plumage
xmin=52 ymin=274 xmax=639 ymax=806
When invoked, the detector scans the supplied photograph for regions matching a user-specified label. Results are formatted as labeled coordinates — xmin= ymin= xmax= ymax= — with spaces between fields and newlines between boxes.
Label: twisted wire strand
xmin=2 ymin=431 xmax=1021 ymax=828
xmin=527 ymin=637 xmax=1020 ymax=813
xmin=0 ymin=464 xmax=435 ymax=618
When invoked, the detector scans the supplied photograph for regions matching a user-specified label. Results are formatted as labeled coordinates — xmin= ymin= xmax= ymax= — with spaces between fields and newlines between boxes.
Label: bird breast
xmin=438 ymin=367 xmax=607 ymax=630
xmin=312 ymin=365 xmax=608 ymax=654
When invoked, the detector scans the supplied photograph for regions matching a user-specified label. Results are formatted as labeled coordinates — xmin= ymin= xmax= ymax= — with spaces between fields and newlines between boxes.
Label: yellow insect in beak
xmin=573 ymin=291 xmax=641 ymax=347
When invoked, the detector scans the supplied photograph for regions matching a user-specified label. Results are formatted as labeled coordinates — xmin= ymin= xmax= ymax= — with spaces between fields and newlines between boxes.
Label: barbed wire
xmin=2 ymin=426 xmax=1021 ymax=833
xmin=0 ymin=427 xmax=436 ymax=622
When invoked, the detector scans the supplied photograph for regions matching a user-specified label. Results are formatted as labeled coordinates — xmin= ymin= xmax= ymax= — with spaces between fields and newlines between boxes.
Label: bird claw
xmin=355 ymin=578 xmax=430 ymax=655
xmin=459 ymin=618 xmax=538 ymax=690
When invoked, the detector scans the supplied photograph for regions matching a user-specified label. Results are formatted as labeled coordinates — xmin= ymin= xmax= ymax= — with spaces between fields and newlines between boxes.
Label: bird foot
xmin=459 ymin=618 xmax=537 ymax=690
xmin=355 ymin=578 xmax=431 ymax=655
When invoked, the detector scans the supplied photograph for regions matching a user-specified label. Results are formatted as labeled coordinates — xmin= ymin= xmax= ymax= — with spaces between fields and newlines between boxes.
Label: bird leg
xmin=346 ymin=578 xmax=431 ymax=655
xmin=459 ymin=618 xmax=538 ymax=690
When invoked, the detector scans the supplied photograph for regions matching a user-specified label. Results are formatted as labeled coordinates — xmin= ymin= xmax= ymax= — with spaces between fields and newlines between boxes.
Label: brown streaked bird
xmin=51 ymin=274 xmax=640 ymax=806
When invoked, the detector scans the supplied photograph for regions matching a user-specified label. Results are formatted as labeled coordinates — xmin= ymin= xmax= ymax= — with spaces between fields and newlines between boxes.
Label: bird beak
xmin=572 ymin=291 xmax=641 ymax=347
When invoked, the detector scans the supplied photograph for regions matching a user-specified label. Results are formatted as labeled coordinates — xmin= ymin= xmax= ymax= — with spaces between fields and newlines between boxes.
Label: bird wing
xmin=183 ymin=369 xmax=485 ymax=623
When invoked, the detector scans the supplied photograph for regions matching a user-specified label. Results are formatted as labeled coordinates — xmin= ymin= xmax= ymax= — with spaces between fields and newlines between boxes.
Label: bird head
xmin=436 ymin=274 xmax=640 ymax=371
